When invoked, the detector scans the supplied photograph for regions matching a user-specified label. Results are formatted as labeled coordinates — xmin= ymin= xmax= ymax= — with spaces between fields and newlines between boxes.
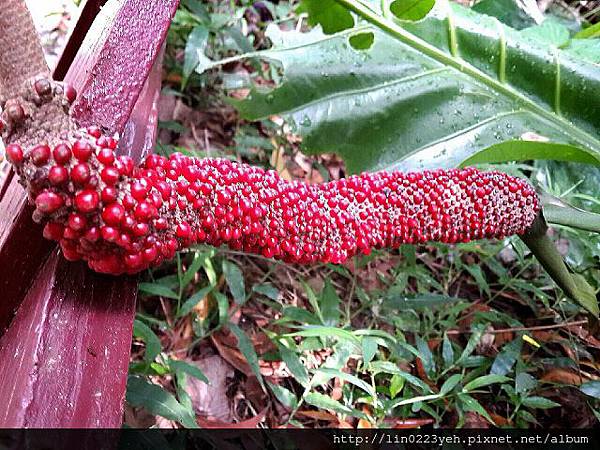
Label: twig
xmin=446 ymin=319 xmax=588 ymax=335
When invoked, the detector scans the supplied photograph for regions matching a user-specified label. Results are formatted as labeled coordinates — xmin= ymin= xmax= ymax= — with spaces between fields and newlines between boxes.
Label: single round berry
xmin=87 ymin=126 xmax=102 ymax=139
xmin=142 ymin=246 xmax=158 ymax=263
xmin=34 ymin=78 xmax=52 ymax=96
xmin=6 ymin=102 xmax=25 ymax=123
xmin=130 ymin=182 xmax=148 ymax=200
xmin=35 ymin=191 xmax=64 ymax=214
xmin=71 ymin=163 xmax=91 ymax=185
xmin=74 ymin=190 xmax=99 ymax=213
xmin=101 ymin=187 xmax=118 ymax=203
xmin=72 ymin=140 xmax=93 ymax=161
xmin=84 ymin=227 xmax=100 ymax=242
xmin=134 ymin=202 xmax=154 ymax=222
xmin=30 ymin=145 xmax=51 ymax=166
xmin=5 ymin=144 xmax=23 ymax=164
xmin=124 ymin=253 xmax=143 ymax=269
xmin=101 ymin=226 xmax=118 ymax=242
xmin=48 ymin=166 xmax=69 ymax=185
xmin=133 ymin=223 xmax=149 ymax=237
xmin=102 ymin=203 xmax=125 ymax=226
xmin=68 ymin=213 xmax=87 ymax=231
xmin=97 ymin=148 xmax=115 ymax=165
xmin=101 ymin=167 xmax=120 ymax=185
xmin=53 ymin=144 xmax=72 ymax=165
xmin=43 ymin=222 xmax=64 ymax=241
xmin=176 ymin=223 xmax=192 ymax=239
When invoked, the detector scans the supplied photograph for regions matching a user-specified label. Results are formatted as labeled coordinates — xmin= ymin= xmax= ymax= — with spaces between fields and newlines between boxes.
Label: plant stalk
xmin=520 ymin=214 xmax=598 ymax=316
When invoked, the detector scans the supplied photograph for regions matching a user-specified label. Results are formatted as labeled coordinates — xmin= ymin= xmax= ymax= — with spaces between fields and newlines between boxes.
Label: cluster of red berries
xmin=4 ymin=128 xmax=540 ymax=275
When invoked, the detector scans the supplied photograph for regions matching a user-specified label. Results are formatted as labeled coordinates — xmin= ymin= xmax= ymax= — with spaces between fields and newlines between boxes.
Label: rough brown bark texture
xmin=0 ymin=0 xmax=75 ymax=148
xmin=0 ymin=0 xmax=48 ymax=100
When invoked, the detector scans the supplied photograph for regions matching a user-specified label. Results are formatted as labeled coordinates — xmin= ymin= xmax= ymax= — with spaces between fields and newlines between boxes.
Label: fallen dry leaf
xmin=123 ymin=404 xmax=156 ymax=428
xmin=337 ymin=420 xmax=354 ymax=428
xmin=489 ymin=412 xmax=512 ymax=427
xmin=357 ymin=418 xmax=372 ymax=428
xmin=531 ymin=330 xmax=561 ymax=344
xmin=211 ymin=327 xmax=278 ymax=378
xmin=463 ymin=411 xmax=490 ymax=429
xmin=184 ymin=355 xmax=234 ymax=421
xmin=297 ymin=409 xmax=339 ymax=423
xmin=389 ymin=418 xmax=435 ymax=429
xmin=155 ymin=415 xmax=178 ymax=429
xmin=211 ymin=330 xmax=254 ymax=376
xmin=541 ymin=368 xmax=588 ymax=385
xmin=170 ymin=316 xmax=195 ymax=355
xmin=197 ymin=407 xmax=268 ymax=428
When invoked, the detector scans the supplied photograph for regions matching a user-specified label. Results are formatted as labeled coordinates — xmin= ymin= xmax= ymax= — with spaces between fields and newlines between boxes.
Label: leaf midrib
xmin=335 ymin=0 xmax=600 ymax=151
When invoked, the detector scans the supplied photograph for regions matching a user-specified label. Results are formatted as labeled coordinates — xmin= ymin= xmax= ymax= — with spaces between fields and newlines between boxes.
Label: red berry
xmin=142 ymin=246 xmax=157 ymax=263
xmin=101 ymin=186 xmax=118 ymax=203
xmin=134 ymin=201 xmax=154 ymax=221
xmin=48 ymin=166 xmax=69 ymax=185
xmin=97 ymin=136 xmax=117 ymax=150
xmin=63 ymin=227 xmax=80 ymax=240
xmin=102 ymin=203 xmax=125 ymax=226
xmin=130 ymin=182 xmax=148 ymax=200
xmin=71 ymin=163 xmax=91 ymax=185
xmin=101 ymin=226 xmax=118 ymax=242
xmin=6 ymin=102 xmax=25 ymax=123
xmin=30 ymin=145 xmax=51 ymax=166
xmin=87 ymin=126 xmax=102 ymax=139
xmin=176 ymin=222 xmax=191 ymax=239
xmin=53 ymin=144 xmax=72 ymax=165
xmin=97 ymin=148 xmax=115 ymax=165
xmin=34 ymin=78 xmax=52 ymax=96
xmin=61 ymin=241 xmax=81 ymax=261
xmin=35 ymin=191 xmax=64 ymax=214
xmin=43 ymin=222 xmax=64 ymax=241
xmin=84 ymin=227 xmax=100 ymax=242
xmin=118 ymin=156 xmax=134 ymax=176
xmin=217 ymin=190 xmax=231 ymax=205
xmin=122 ymin=194 xmax=137 ymax=211
xmin=68 ymin=213 xmax=87 ymax=231
xmin=133 ymin=223 xmax=149 ymax=237
xmin=74 ymin=190 xmax=99 ymax=213
xmin=101 ymin=166 xmax=120 ymax=185
xmin=72 ymin=140 xmax=93 ymax=161
xmin=124 ymin=252 xmax=143 ymax=269
xmin=116 ymin=233 xmax=131 ymax=248
xmin=5 ymin=144 xmax=23 ymax=164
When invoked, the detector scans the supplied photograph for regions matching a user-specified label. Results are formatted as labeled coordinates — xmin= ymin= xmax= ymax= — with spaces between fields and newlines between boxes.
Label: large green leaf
xmin=472 ymin=0 xmax=543 ymax=30
xmin=207 ymin=2 xmax=600 ymax=173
